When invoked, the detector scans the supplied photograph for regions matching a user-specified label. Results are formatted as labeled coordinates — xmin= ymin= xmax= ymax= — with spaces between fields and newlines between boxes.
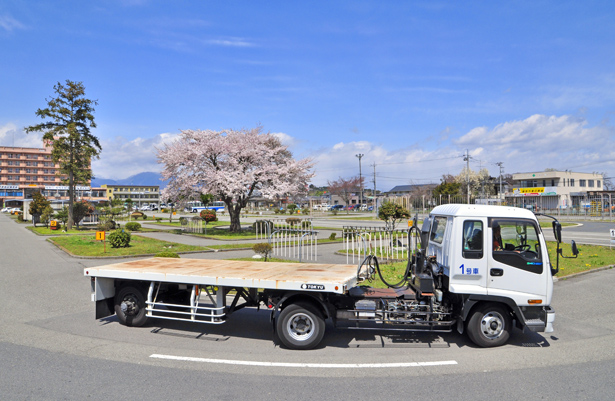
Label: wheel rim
xmin=286 ymin=312 xmax=315 ymax=342
xmin=120 ymin=294 xmax=140 ymax=316
xmin=480 ymin=311 xmax=505 ymax=339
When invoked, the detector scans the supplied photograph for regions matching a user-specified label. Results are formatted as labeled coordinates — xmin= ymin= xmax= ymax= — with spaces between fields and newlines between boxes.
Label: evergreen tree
xmin=25 ymin=80 xmax=101 ymax=230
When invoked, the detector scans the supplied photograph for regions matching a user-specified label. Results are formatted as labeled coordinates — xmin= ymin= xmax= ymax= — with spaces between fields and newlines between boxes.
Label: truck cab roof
xmin=430 ymin=204 xmax=537 ymax=220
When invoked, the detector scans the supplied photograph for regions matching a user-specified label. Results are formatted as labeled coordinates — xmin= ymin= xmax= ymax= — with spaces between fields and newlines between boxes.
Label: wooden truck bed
xmin=84 ymin=258 xmax=359 ymax=294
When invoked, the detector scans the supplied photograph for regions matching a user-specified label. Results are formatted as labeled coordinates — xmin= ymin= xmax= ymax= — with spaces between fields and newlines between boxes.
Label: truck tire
xmin=276 ymin=302 xmax=325 ymax=350
xmin=114 ymin=285 xmax=148 ymax=327
xmin=467 ymin=303 xmax=511 ymax=347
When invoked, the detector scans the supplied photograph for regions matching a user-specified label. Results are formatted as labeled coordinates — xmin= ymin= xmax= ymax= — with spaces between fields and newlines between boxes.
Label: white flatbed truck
xmin=85 ymin=204 xmax=577 ymax=350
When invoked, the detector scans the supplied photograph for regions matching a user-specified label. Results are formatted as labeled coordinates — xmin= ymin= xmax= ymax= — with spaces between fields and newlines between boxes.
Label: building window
xmin=598 ymin=180 xmax=601 ymax=188
xmin=570 ymin=179 xmax=575 ymax=186
xmin=580 ymin=180 xmax=586 ymax=187
xmin=588 ymin=180 xmax=594 ymax=187
xmin=551 ymin=179 xmax=555 ymax=187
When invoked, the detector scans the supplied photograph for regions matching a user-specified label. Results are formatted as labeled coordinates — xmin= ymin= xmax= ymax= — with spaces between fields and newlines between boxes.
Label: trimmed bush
xmin=97 ymin=220 xmax=116 ymax=231
xmin=125 ymin=222 xmax=142 ymax=231
xmin=108 ymin=229 xmax=131 ymax=248
xmin=253 ymin=220 xmax=273 ymax=233
xmin=286 ymin=217 xmax=301 ymax=226
xmin=328 ymin=233 xmax=337 ymax=241
xmin=155 ymin=251 xmax=180 ymax=258
xmin=301 ymin=220 xmax=312 ymax=229
xmin=199 ymin=209 xmax=218 ymax=223
xmin=179 ymin=217 xmax=188 ymax=226
xmin=252 ymin=243 xmax=273 ymax=261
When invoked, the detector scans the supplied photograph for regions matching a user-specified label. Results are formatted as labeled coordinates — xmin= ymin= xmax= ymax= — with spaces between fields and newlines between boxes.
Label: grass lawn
xmin=28 ymin=225 xmax=159 ymax=236
xmin=49 ymin=234 xmax=211 ymax=257
xmin=360 ymin=241 xmax=615 ymax=288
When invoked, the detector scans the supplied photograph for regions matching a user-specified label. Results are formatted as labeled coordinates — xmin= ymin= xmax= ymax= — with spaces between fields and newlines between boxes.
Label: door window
xmin=462 ymin=220 xmax=483 ymax=259
xmin=491 ymin=219 xmax=542 ymax=274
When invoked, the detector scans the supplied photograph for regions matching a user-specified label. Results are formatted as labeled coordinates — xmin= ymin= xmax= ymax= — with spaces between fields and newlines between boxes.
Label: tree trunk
xmin=67 ymin=171 xmax=75 ymax=231
xmin=228 ymin=204 xmax=243 ymax=233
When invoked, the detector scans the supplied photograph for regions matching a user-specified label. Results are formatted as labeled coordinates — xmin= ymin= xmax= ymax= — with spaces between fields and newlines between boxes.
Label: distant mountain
xmin=92 ymin=172 xmax=168 ymax=189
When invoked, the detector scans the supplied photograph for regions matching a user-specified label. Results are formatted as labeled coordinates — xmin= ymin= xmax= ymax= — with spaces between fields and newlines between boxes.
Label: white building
xmin=507 ymin=171 xmax=604 ymax=209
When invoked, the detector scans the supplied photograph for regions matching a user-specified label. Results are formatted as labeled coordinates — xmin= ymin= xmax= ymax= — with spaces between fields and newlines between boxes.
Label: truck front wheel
xmin=115 ymin=285 xmax=148 ymax=327
xmin=467 ymin=303 xmax=511 ymax=347
xmin=276 ymin=302 xmax=325 ymax=350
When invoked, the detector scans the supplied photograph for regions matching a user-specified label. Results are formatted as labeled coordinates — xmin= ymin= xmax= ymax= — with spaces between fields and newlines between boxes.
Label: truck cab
xmin=421 ymin=204 xmax=561 ymax=346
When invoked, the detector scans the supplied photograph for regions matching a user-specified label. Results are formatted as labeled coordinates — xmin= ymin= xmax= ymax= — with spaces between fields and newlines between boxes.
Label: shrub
xmin=301 ymin=220 xmax=312 ymax=229
xmin=156 ymin=218 xmax=162 ymax=222
xmin=253 ymin=243 xmax=273 ymax=261
xmin=108 ymin=229 xmax=131 ymax=248
xmin=142 ymin=215 xmax=148 ymax=220
xmin=329 ymin=233 xmax=337 ymax=241
xmin=155 ymin=251 xmax=180 ymax=258
xmin=301 ymin=207 xmax=310 ymax=215
xmin=286 ymin=217 xmax=301 ymax=226
xmin=179 ymin=217 xmax=188 ymax=225
xmin=253 ymin=220 xmax=273 ymax=233
xmin=125 ymin=222 xmax=142 ymax=231
xmin=97 ymin=220 xmax=116 ymax=231
xmin=199 ymin=209 xmax=218 ymax=223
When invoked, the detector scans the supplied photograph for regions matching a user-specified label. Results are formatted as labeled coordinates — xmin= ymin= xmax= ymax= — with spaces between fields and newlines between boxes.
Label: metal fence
xmin=254 ymin=219 xmax=318 ymax=262
xmin=268 ymin=228 xmax=319 ymax=262
xmin=343 ymin=226 xmax=419 ymax=264
xmin=381 ymin=194 xmax=615 ymax=221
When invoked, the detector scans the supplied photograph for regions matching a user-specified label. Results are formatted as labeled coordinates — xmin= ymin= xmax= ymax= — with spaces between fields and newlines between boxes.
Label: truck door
xmin=487 ymin=218 xmax=546 ymax=299
xmin=450 ymin=219 xmax=488 ymax=295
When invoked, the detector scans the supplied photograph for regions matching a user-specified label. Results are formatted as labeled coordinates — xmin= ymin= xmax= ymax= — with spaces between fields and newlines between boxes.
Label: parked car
xmin=330 ymin=205 xmax=344 ymax=211
xmin=1 ymin=207 xmax=10 ymax=213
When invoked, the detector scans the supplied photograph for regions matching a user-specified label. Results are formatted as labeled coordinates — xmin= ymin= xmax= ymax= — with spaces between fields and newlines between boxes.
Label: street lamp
xmin=356 ymin=153 xmax=364 ymax=208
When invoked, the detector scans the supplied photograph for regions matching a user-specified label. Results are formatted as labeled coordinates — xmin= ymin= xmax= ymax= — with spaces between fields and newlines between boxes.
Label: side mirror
xmin=552 ymin=221 xmax=562 ymax=243
xmin=571 ymin=240 xmax=579 ymax=256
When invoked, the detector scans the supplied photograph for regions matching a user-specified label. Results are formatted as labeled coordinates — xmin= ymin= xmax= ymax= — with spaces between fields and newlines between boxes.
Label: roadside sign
xmin=610 ymin=229 xmax=615 ymax=250
xmin=96 ymin=231 xmax=106 ymax=253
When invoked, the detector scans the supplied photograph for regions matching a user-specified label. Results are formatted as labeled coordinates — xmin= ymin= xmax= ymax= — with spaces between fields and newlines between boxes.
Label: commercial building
xmin=101 ymin=184 xmax=160 ymax=208
xmin=506 ymin=170 xmax=604 ymax=210
xmin=0 ymin=145 xmax=106 ymax=209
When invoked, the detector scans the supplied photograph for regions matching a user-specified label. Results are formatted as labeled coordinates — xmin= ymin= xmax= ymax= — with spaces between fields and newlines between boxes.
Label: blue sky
xmin=1 ymin=1 xmax=614 ymax=190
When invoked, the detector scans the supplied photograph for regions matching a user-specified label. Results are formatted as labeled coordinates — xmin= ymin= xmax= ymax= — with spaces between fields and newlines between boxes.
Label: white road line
xmin=150 ymin=354 xmax=457 ymax=368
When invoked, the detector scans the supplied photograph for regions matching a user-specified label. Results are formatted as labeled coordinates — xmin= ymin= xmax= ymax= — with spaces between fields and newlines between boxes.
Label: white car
xmin=140 ymin=205 xmax=151 ymax=211
xmin=1 ymin=207 xmax=10 ymax=213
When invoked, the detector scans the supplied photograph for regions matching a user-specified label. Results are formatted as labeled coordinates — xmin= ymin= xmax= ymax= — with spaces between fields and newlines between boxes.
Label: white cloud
xmin=454 ymin=114 xmax=615 ymax=175
xmin=0 ymin=14 xmax=25 ymax=32
xmin=91 ymin=132 xmax=179 ymax=179
xmin=0 ymin=123 xmax=44 ymax=148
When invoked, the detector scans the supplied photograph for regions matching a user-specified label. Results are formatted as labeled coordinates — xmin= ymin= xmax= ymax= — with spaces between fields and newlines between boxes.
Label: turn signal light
xmin=528 ymin=299 xmax=543 ymax=305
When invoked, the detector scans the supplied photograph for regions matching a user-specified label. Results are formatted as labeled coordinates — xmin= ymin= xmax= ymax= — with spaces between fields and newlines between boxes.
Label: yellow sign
xmin=515 ymin=187 xmax=545 ymax=194
xmin=95 ymin=231 xmax=106 ymax=241
xmin=50 ymin=220 xmax=57 ymax=227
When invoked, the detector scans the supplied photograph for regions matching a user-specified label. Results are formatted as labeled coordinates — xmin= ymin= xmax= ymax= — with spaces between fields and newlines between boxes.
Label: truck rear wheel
xmin=467 ymin=303 xmax=511 ymax=347
xmin=277 ymin=302 xmax=325 ymax=350
xmin=115 ymin=285 xmax=148 ymax=327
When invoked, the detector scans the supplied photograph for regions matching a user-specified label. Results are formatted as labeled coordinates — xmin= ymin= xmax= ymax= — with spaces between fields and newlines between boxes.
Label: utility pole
xmin=372 ymin=163 xmax=377 ymax=213
xmin=356 ymin=153 xmax=364 ymax=207
xmin=496 ymin=162 xmax=504 ymax=201
xmin=463 ymin=149 xmax=470 ymax=204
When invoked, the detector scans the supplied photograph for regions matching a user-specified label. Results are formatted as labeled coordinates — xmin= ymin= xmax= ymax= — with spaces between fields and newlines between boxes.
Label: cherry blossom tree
xmin=157 ymin=127 xmax=313 ymax=232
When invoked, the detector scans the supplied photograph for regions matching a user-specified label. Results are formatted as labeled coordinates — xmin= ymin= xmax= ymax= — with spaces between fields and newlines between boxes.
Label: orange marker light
xmin=528 ymin=299 xmax=543 ymax=305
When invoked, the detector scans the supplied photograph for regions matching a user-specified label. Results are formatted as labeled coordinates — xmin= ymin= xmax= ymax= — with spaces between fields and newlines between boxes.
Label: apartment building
xmin=101 ymin=184 xmax=160 ymax=208
xmin=507 ymin=170 xmax=604 ymax=209
xmin=0 ymin=145 xmax=106 ymax=208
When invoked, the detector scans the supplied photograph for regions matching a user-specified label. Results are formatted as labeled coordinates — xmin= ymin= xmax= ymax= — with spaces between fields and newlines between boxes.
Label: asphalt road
xmin=1 ymin=213 xmax=615 ymax=400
